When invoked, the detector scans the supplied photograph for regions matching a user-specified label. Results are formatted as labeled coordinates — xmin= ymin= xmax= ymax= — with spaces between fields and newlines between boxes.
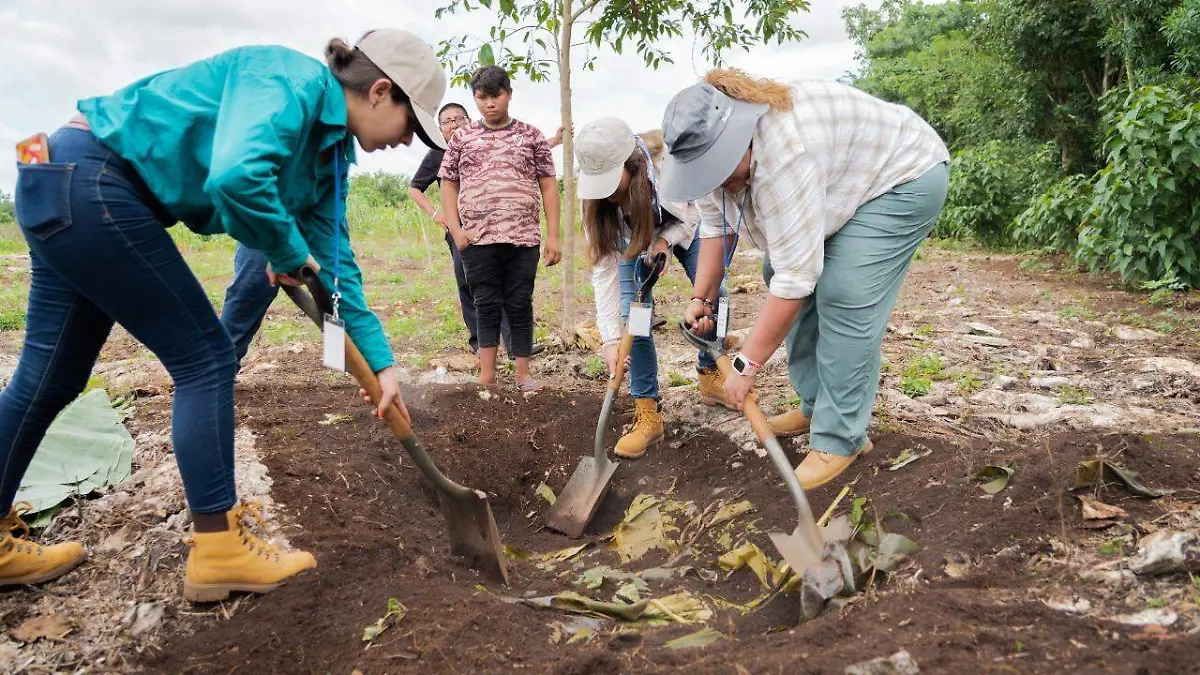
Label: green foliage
xmin=845 ymin=1 xmax=1031 ymax=149
xmin=955 ymin=370 xmax=984 ymax=394
xmin=1164 ymin=0 xmax=1200 ymax=75
xmin=1014 ymin=175 xmax=1094 ymax=251
xmin=0 ymin=191 xmax=14 ymax=225
xmin=1058 ymin=384 xmax=1093 ymax=405
xmin=434 ymin=0 xmax=810 ymax=86
xmin=349 ymin=171 xmax=410 ymax=208
xmin=899 ymin=352 xmax=943 ymax=397
xmin=667 ymin=370 xmax=690 ymax=387
xmin=938 ymin=140 xmax=1058 ymax=244
xmin=1076 ymin=83 xmax=1200 ymax=286
xmin=581 ymin=355 xmax=606 ymax=379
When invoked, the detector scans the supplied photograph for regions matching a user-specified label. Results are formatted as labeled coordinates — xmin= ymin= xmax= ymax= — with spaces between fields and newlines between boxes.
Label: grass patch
xmin=262 ymin=319 xmax=303 ymax=346
xmin=667 ymin=370 xmax=690 ymax=387
xmin=581 ymin=356 xmax=606 ymax=379
xmin=1058 ymin=385 xmax=1093 ymax=405
xmin=900 ymin=353 xmax=944 ymax=397
xmin=955 ymin=370 xmax=984 ymax=394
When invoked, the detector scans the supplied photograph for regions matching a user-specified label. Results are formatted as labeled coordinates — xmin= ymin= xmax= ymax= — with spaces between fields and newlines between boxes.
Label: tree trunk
xmin=558 ymin=0 xmax=577 ymax=336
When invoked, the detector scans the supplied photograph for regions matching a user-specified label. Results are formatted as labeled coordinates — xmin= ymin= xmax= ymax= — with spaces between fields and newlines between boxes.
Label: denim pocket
xmin=15 ymin=162 xmax=75 ymax=241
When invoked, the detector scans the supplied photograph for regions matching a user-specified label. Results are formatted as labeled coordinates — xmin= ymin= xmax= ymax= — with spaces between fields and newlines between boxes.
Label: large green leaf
xmin=15 ymin=389 xmax=134 ymax=519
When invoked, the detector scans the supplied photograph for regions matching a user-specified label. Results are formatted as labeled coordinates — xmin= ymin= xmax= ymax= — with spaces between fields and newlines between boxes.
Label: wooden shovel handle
xmin=711 ymin=353 xmax=777 ymax=446
xmin=607 ymin=331 xmax=636 ymax=394
xmin=340 ymin=335 xmax=414 ymax=439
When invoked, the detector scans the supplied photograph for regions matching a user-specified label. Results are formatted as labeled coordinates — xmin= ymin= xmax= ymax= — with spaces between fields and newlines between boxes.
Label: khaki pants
xmin=762 ymin=162 xmax=949 ymax=456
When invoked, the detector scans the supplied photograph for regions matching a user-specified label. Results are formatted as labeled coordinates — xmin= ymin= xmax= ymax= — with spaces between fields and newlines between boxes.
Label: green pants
xmin=762 ymin=162 xmax=948 ymax=456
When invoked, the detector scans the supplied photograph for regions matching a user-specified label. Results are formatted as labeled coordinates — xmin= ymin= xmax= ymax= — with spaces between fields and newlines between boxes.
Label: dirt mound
xmin=141 ymin=383 xmax=1200 ymax=674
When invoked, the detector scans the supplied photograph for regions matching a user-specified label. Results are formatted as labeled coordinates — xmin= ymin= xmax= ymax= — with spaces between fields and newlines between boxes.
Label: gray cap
xmin=658 ymin=82 xmax=767 ymax=202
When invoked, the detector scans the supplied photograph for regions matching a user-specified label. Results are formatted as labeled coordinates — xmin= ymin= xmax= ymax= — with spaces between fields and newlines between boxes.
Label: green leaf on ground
xmin=664 ymin=628 xmax=725 ymax=650
xmin=1073 ymin=460 xmax=1173 ymax=498
xmin=888 ymin=447 xmax=932 ymax=471
xmin=16 ymin=389 xmax=134 ymax=521
xmin=362 ymin=598 xmax=407 ymax=642
xmin=535 ymin=482 xmax=556 ymax=505
xmin=972 ymin=464 xmax=1015 ymax=494
xmin=874 ymin=533 xmax=921 ymax=573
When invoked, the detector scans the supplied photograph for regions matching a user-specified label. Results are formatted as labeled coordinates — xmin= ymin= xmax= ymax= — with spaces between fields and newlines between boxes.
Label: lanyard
xmin=330 ymin=141 xmax=345 ymax=319
xmin=720 ymin=189 xmax=750 ymax=274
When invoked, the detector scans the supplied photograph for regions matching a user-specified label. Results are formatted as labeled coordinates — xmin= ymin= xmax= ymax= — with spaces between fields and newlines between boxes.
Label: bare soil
xmin=137 ymin=381 xmax=1200 ymax=674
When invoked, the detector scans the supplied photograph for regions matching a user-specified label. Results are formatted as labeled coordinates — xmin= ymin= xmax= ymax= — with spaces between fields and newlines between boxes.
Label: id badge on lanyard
xmin=717 ymin=191 xmax=749 ymax=339
xmin=323 ymin=142 xmax=347 ymax=372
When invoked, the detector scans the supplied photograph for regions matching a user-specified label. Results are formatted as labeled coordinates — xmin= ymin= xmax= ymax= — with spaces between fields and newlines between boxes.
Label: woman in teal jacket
xmin=0 ymin=29 xmax=447 ymax=601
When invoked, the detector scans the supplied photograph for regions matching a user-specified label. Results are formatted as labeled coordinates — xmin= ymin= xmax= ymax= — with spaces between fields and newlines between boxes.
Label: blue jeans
xmin=222 ymin=244 xmax=279 ymax=364
xmin=2 ymin=128 xmax=238 ymax=514
xmin=620 ymin=235 xmax=720 ymax=399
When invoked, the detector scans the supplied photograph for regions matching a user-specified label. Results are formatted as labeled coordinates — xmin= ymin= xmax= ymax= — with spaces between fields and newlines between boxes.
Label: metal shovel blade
xmin=438 ymin=486 xmax=510 ymax=584
xmin=399 ymin=433 xmax=510 ymax=585
xmin=545 ymin=454 xmax=619 ymax=538
xmin=280 ymin=276 xmax=511 ymax=585
xmin=546 ymin=385 xmax=623 ymax=538
xmin=768 ymin=530 xmax=825 ymax=580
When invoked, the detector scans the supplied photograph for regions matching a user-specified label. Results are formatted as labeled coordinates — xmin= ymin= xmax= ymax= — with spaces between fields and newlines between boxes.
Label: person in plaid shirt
xmin=664 ymin=68 xmax=950 ymax=490
xmin=440 ymin=65 xmax=562 ymax=390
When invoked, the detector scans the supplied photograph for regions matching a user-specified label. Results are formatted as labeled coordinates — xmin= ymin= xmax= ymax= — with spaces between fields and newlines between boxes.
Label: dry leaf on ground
xmin=10 ymin=615 xmax=72 ymax=643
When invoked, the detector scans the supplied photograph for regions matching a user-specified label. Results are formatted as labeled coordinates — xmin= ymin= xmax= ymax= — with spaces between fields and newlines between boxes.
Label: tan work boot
xmin=698 ymin=368 xmax=735 ymax=409
xmin=0 ymin=503 xmax=87 ymax=587
xmin=794 ymin=438 xmax=875 ymax=490
xmin=615 ymin=398 xmax=664 ymax=459
xmin=768 ymin=409 xmax=811 ymax=438
xmin=183 ymin=501 xmax=317 ymax=602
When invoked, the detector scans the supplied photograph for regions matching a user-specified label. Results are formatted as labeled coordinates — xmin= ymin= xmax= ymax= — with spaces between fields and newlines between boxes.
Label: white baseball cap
xmin=575 ymin=117 xmax=637 ymax=200
xmin=356 ymin=29 xmax=449 ymax=150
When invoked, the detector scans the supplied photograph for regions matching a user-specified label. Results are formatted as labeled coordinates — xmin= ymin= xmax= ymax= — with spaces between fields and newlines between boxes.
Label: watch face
xmin=732 ymin=356 xmax=747 ymax=375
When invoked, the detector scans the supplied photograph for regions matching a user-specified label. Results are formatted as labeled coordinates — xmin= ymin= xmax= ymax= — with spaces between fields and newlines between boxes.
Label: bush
xmin=1077 ymin=83 xmax=1200 ymax=287
xmin=1013 ymin=175 xmax=1094 ymax=252
xmin=937 ymin=140 xmax=1059 ymax=245
xmin=0 ymin=191 xmax=14 ymax=225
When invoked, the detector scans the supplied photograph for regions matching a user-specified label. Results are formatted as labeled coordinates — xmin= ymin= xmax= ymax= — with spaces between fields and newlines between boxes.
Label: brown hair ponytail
xmin=704 ymin=68 xmax=793 ymax=112
xmin=325 ymin=36 xmax=410 ymax=105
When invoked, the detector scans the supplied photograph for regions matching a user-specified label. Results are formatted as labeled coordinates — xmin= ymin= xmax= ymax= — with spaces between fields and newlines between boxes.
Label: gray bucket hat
xmin=658 ymin=82 xmax=768 ymax=202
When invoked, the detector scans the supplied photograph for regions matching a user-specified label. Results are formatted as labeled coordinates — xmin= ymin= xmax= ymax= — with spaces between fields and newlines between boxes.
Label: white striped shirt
xmin=697 ymin=80 xmax=949 ymax=299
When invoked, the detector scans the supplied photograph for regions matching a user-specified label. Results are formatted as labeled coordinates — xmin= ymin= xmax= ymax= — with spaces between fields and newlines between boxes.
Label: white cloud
xmin=0 ymin=0 xmax=886 ymax=193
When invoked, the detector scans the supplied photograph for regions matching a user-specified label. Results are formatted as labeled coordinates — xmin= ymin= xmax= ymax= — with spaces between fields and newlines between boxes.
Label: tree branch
xmin=570 ymin=0 xmax=604 ymax=23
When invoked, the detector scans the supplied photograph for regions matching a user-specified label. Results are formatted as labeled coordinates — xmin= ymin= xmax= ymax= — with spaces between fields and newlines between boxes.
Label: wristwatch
xmin=731 ymin=352 xmax=761 ymax=377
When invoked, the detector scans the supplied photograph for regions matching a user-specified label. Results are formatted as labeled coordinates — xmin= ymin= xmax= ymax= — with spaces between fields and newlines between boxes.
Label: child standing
xmin=440 ymin=66 xmax=561 ymax=389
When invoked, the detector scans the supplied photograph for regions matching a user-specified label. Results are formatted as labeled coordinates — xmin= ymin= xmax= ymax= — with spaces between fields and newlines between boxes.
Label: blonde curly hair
xmin=704 ymin=68 xmax=793 ymax=112
xmin=638 ymin=128 xmax=665 ymax=166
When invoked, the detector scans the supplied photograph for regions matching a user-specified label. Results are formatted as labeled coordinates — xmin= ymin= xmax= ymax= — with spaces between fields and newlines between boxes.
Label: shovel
xmin=678 ymin=323 xmax=862 ymax=620
xmin=546 ymin=252 xmax=667 ymax=538
xmin=282 ymin=270 xmax=509 ymax=584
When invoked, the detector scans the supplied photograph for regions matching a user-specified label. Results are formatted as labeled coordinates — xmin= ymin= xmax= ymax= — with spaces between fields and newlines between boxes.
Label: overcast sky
xmin=0 ymin=0 xmax=890 ymax=194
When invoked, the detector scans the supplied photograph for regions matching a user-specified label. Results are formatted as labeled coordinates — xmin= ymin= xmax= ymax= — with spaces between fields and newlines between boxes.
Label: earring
xmin=371 ymin=101 xmax=377 ymax=109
